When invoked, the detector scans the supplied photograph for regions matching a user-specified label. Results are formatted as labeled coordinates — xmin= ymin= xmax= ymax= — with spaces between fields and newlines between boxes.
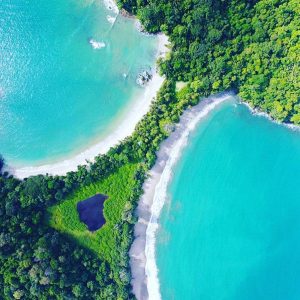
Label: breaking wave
xmin=144 ymin=94 xmax=233 ymax=300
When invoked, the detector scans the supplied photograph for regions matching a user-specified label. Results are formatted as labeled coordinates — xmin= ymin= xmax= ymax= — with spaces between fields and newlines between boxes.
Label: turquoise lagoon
xmin=0 ymin=0 xmax=157 ymax=167
xmin=156 ymin=98 xmax=300 ymax=300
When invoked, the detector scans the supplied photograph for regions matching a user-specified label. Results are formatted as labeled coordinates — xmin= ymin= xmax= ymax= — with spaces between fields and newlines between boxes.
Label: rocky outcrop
xmin=136 ymin=70 xmax=153 ymax=86
xmin=120 ymin=8 xmax=135 ymax=18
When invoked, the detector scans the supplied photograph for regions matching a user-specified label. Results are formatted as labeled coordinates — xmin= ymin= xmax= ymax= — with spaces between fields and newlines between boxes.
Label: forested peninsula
xmin=0 ymin=0 xmax=299 ymax=299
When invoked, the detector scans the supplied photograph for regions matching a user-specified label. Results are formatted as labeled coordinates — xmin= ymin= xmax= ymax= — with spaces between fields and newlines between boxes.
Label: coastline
xmin=8 ymin=34 xmax=169 ymax=179
xmin=240 ymin=100 xmax=300 ymax=132
xmin=129 ymin=92 xmax=234 ymax=300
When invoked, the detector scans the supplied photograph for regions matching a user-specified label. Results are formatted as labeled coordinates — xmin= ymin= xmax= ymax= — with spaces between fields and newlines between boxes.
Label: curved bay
xmin=157 ymin=99 xmax=300 ymax=300
xmin=0 ymin=0 xmax=157 ymax=166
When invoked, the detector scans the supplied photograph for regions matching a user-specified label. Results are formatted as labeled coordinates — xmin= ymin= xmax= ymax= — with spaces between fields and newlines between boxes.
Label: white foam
xmin=241 ymin=101 xmax=300 ymax=132
xmin=89 ymin=39 xmax=106 ymax=49
xmin=135 ymin=20 xmax=154 ymax=36
xmin=103 ymin=0 xmax=119 ymax=14
xmin=130 ymin=93 xmax=300 ymax=299
xmin=107 ymin=15 xmax=116 ymax=24
xmin=130 ymin=94 xmax=232 ymax=300
xmin=9 ymin=34 xmax=169 ymax=179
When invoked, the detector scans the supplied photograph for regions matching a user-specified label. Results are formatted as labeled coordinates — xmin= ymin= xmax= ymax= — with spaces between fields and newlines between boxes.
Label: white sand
xmin=129 ymin=93 xmax=234 ymax=300
xmin=103 ymin=0 xmax=119 ymax=14
xmin=9 ymin=34 xmax=169 ymax=179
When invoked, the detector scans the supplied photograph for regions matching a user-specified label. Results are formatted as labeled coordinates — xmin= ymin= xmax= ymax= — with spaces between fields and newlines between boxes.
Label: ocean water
xmin=0 ymin=0 xmax=157 ymax=167
xmin=156 ymin=98 xmax=300 ymax=300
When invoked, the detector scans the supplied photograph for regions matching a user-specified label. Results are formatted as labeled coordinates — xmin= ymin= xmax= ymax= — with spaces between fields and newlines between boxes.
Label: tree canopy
xmin=1 ymin=0 xmax=299 ymax=299
xmin=118 ymin=0 xmax=300 ymax=123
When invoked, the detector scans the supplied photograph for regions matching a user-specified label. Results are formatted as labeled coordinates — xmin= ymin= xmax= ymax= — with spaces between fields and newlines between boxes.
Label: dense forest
xmin=1 ymin=0 xmax=299 ymax=299
xmin=0 ymin=154 xmax=143 ymax=299
xmin=0 ymin=80 xmax=187 ymax=299
xmin=118 ymin=0 xmax=299 ymax=123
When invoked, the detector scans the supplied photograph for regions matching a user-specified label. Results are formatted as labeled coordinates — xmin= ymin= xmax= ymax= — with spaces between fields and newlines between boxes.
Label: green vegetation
xmin=0 ymin=157 xmax=146 ymax=299
xmin=0 ymin=78 xmax=186 ymax=299
xmin=1 ymin=0 xmax=299 ymax=299
xmin=117 ymin=0 xmax=300 ymax=123
xmin=49 ymin=164 xmax=139 ymax=260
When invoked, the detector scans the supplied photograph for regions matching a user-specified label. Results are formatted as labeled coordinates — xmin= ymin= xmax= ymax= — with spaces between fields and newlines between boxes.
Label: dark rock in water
xmin=120 ymin=8 xmax=135 ymax=18
xmin=135 ymin=20 xmax=150 ymax=35
xmin=136 ymin=70 xmax=153 ymax=86
xmin=77 ymin=194 xmax=108 ymax=232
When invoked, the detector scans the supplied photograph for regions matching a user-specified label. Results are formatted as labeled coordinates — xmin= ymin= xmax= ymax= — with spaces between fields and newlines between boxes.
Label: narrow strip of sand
xmin=9 ymin=34 xmax=169 ymax=179
xmin=129 ymin=93 xmax=234 ymax=300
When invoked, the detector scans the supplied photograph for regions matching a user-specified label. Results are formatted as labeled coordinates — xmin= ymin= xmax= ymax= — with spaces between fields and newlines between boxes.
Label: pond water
xmin=77 ymin=193 xmax=107 ymax=231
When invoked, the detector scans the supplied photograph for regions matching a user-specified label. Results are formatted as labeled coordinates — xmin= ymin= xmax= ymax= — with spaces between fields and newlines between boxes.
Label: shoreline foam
xmin=103 ymin=0 xmax=119 ymax=14
xmin=240 ymin=100 xmax=300 ymax=132
xmin=8 ymin=34 xmax=169 ymax=179
xmin=129 ymin=93 xmax=233 ymax=300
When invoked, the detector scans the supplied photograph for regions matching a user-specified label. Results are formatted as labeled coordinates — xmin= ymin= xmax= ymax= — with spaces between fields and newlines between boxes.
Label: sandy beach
xmin=129 ymin=93 xmax=234 ymax=300
xmin=9 ymin=34 xmax=169 ymax=179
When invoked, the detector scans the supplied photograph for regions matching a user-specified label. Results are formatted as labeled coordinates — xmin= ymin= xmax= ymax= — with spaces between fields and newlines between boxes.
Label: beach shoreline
xmin=7 ymin=33 xmax=169 ymax=179
xmin=241 ymin=100 xmax=300 ymax=132
xmin=129 ymin=93 xmax=234 ymax=300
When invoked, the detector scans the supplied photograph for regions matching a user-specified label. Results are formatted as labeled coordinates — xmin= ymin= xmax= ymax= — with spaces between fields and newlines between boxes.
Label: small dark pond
xmin=77 ymin=194 xmax=108 ymax=232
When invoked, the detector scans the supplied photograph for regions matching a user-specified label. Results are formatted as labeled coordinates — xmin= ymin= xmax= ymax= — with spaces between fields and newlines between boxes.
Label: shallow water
xmin=156 ymin=98 xmax=300 ymax=300
xmin=0 ymin=0 xmax=157 ymax=167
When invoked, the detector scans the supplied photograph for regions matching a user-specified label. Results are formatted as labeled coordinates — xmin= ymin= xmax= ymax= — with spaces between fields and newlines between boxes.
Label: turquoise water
xmin=0 ymin=0 xmax=157 ymax=166
xmin=157 ymin=98 xmax=300 ymax=300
